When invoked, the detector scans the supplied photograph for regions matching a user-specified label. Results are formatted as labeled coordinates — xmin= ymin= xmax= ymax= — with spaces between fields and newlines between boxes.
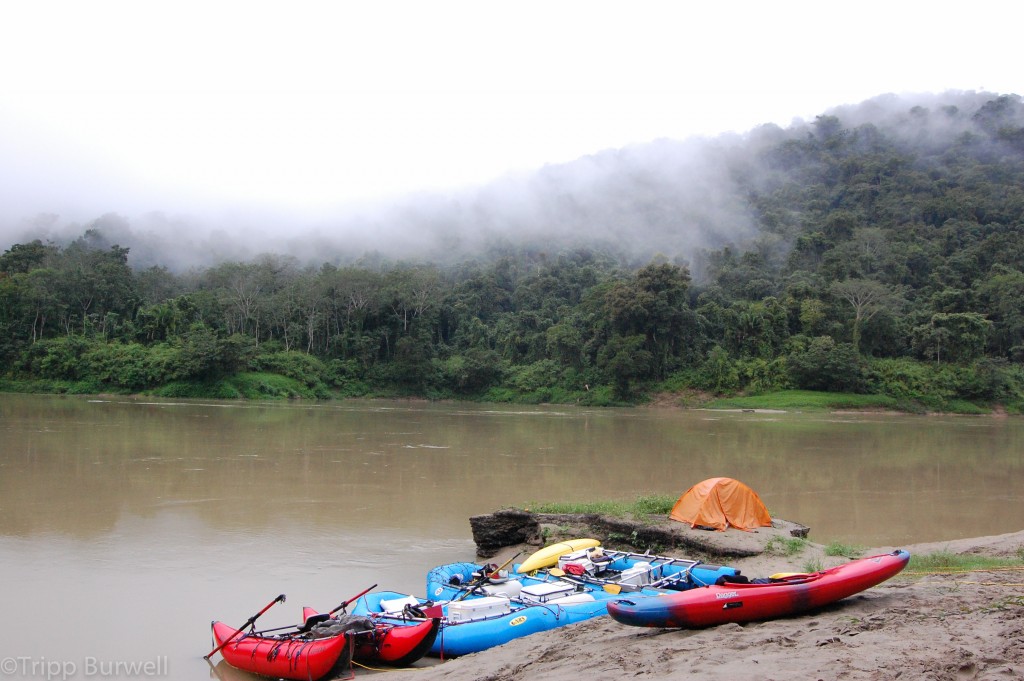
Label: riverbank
xmin=404 ymin=530 xmax=1024 ymax=681
xmin=654 ymin=388 xmax=1021 ymax=416
xmin=1 ymin=381 xmax=1018 ymax=416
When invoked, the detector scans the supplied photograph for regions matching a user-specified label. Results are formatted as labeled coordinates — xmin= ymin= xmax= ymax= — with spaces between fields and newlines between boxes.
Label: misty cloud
xmin=1 ymin=91 xmax=1020 ymax=277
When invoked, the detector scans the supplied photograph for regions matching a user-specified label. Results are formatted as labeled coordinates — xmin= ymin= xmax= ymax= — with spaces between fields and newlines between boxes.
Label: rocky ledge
xmin=469 ymin=508 xmax=810 ymax=562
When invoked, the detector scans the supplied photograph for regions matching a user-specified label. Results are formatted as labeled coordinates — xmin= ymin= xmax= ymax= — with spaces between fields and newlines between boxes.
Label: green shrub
xmin=252 ymin=350 xmax=328 ymax=388
xmin=866 ymin=357 xmax=939 ymax=402
xmin=20 ymin=336 xmax=91 ymax=380
xmin=82 ymin=341 xmax=180 ymax=389
xmin=580 ymin=384 xmax=622 ymax=406
xmin=227 ymin=372 xmax=318 ymax=399
xmin=172 ymin=324 xmax=229 ymax=380
xmin=736 ymin=356 xmax=792 ymax=394
xmin=866 ymin=356 xmax=1022 ymax=411
xmin=440 ymin=350 xmax=507 ymax=394
xmin=958 ymin=358 xmax=1018 ymax=401
xmin=323 ymin=359 xmax=372 ymax=396
xmin=787 ymin=337 xmax=867 ymax=393
xmin=153 ymin=380 xmax=242 ymax=399
xmin=694 ymin=345 xmax=740 ymax=393
xmin=508 ymin=360 xmax=562 ymax=392
xmin=480 ymin=386 xmax=519 ymax=403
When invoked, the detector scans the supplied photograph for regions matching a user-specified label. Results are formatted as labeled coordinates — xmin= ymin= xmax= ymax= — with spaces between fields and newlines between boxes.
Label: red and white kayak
xmin=607 ymin=549 xmax=910 ymax=629
xmin=210 ymin=608 xmax=439 ymax=680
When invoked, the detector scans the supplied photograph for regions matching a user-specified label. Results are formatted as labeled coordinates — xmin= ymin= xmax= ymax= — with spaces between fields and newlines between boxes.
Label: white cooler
xmin=481 ymin=579 xmax=523 ymax=599
xmin=618 ymin=562 xmax=653 ymax=586
xmin=446 ymin=596 xmax=512 ymax=622
xmin=520 ymin=582 xmax=577 ymax=605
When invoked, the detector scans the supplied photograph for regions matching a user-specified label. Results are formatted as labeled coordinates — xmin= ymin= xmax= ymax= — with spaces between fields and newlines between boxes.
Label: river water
xmin=1 ymin=394 xmax=1021 ymax=679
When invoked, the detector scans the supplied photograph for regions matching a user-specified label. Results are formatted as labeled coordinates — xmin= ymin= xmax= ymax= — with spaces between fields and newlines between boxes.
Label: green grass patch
xmin=151 ymin=380 xmax=241 ymax=399
xmin=706 ymin=390 xmax=900 ymax=411
xmin=1 ymin=373 xmax=328 ymax=401
xmin=225 ymin=372 xmax=320 ymax=399
xmin=764 ymin=536 xmax=808 ymax=557
xmin=482 ymin=384 xmax=622 ymax=407
xmin=526 ymin=494 xmax=676 ymax=518
xmin=906 ymin=549 xmax=1024 ymax=573
xmin=0 ymin=378 xmax=111 ymax=395
xmin=704 ymin=390 xmax=994 ymax=414
xmin=824 ymin=541 xmax=867 ymax=559
xmin=527 ymin=500 xmax=631 ymax=515
xmin=938 ymin=399 xmax=989 ymax=415
xmin=802 ymin=558 xmax=824 ymax=573
xmin=630 ymin=494 xmax=676 ymax=515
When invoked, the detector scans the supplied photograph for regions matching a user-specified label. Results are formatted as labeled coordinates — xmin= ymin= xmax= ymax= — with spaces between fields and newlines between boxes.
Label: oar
xmin=255 ymin=583 xmax=380 ymax=635
xmin=324 ymin=583 xmax=379 ymax=617
xmin=205 ymin=594 xmax=286 ymax=660
xmin=453 ymin=552 xmax=522 ymax=602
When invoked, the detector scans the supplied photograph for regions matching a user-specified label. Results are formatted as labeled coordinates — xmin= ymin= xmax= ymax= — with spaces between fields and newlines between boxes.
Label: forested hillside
xmin=2 ymin=91 xmax=1023 ymax=411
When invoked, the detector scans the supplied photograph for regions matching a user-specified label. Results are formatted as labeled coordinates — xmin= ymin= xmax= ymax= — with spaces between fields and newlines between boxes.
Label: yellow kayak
xmin=517 ymin=538 xmax=601 ymax=573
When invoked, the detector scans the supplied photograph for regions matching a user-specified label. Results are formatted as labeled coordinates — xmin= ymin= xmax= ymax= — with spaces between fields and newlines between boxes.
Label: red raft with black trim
xmin=607 ymin=549 xmax=909 ymax=629
xmin=210 ymin=608 xmax=439 ymax=680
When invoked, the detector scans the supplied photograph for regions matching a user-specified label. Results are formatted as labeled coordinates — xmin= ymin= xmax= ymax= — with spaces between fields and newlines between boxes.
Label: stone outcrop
xmin=469 ymin=508 xmax=810 ymax=561
xmin=468 ymin=509 xmax=543 ymax=556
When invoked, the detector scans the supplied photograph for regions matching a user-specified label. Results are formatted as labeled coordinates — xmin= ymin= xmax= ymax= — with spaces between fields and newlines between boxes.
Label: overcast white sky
xmin=0 ymin=0 xmax=1019 ymax=226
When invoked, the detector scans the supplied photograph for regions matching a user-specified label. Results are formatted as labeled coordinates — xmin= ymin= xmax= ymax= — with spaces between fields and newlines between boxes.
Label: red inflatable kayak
xmin=607 ymin=549 xmax=909 ymax=629
xmin=210 ymin=620 xmax=347 ymax=681
xmin=210 ymin=609 xmax=439 ymax=680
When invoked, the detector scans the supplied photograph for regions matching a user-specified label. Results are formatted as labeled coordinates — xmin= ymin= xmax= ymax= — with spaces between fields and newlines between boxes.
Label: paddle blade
xmin=422 ymin=604 xmax=444 ymax=619
xmin=603 ymin=584 xmax=622 ymax=595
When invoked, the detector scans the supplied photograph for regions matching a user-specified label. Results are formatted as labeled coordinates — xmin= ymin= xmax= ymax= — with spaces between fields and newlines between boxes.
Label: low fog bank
xmin=2 ymin=90 xmax=1017 ymax=275
xmin=0 ymin=134 xmax=761 ymax=274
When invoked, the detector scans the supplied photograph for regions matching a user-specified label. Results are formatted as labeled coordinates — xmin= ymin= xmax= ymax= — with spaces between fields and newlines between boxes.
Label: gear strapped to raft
xmin=308 ymin=614 xmax=376 ymax=640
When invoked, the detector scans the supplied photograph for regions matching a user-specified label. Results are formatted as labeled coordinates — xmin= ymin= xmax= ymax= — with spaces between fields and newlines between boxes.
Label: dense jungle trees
xmin=1 ymin=93 xmax=1023 ymax=409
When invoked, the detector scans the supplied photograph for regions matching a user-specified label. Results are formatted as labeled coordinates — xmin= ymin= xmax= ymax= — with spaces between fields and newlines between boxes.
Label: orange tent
xmin=669 ymin=477 xmax=772 ymax=531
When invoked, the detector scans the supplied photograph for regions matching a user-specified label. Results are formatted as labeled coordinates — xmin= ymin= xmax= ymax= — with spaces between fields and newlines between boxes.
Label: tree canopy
xmin=2 ymin=92 xmax=1023 ymax=409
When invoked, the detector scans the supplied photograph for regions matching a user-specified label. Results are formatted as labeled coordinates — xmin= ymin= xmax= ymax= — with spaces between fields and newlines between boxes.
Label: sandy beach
xmin=404 ymin=530 xmax=1024 ymax=681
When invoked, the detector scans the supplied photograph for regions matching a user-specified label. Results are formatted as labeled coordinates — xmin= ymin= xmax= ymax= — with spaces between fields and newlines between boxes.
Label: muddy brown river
xmin=1 ymin=394 xmax=1021 ymax=679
